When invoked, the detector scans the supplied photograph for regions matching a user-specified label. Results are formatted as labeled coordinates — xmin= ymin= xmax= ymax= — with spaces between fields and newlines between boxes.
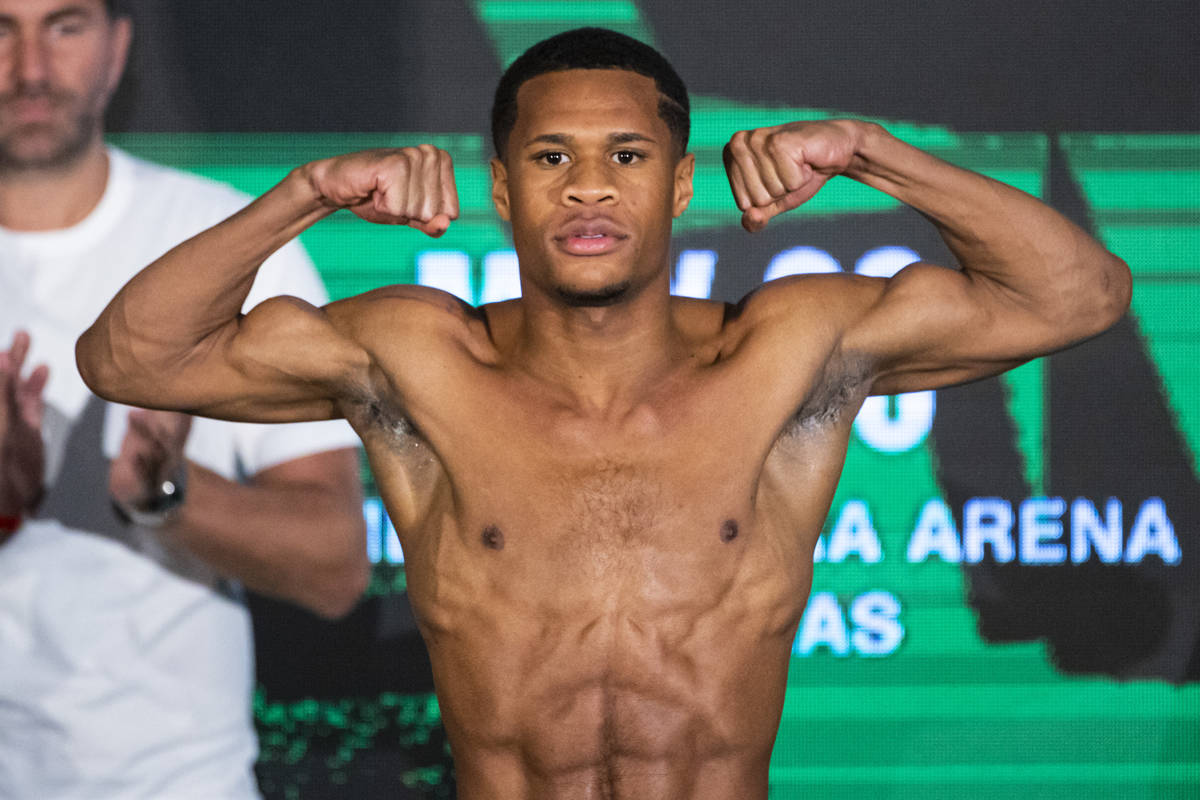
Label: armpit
xmin=344 ymin=389 xmax=422 ymax=447
xmin=783 ymin=353 xmax=873 ymax=436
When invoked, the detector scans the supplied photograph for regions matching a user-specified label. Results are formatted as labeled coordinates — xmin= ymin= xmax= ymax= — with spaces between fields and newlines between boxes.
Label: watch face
xmin=112 ymin=467 xmax=187 ymax=528
xmin=148 ymin=476 xmax=185 ymax=513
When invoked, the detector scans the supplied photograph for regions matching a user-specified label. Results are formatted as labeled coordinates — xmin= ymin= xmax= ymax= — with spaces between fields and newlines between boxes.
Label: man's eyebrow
xmin=46 ymin=7 xmax=94 ymax=22
xmin=524 ymin=133 xmax=573 ymax=148
xmin=522 ymin=132 xmax=659 ymax=148
xmin=0 ymin=6 xmax=96 ymax=26
xmin=608 ymin=132 xmax=657 ymax=145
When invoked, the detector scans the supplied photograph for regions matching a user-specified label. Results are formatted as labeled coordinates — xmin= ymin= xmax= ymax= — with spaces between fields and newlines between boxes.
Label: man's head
xmin=0 ymin=0 xmax=131 ymax=173
xmin=491 ymin=27 xmax=689 ymax=163
xmin=488 ymin=43 xmax=696 ymax=309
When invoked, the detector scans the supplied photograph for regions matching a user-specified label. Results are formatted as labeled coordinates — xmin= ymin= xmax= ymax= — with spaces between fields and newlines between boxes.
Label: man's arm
xmin=724 ymin=120 xmax=1132 ymax=394
xmin=110 ymin=408 xmax=367 ymax=619
xmin=76 ymin=146 xmax=459 ymax=422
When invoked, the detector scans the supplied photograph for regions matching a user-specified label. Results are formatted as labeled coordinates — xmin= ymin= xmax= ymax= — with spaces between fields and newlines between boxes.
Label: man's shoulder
xmin=336 ymin=284 xmax=481 ymax=319
xmin=700 ymin=274 xmax=889 ymax=371
xmin=329 ymin=285 xmax=489 ymax=350
xmin=726 ymin=273 xmax=886 ymax=336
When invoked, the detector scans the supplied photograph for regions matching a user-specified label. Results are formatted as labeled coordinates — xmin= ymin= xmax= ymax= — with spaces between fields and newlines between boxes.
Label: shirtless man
xmin=77 ymin=27 xmax=1130 ymax=800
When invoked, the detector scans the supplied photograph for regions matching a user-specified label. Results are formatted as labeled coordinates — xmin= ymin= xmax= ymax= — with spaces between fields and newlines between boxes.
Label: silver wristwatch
xmin=112 ymin=466 xmax=188 ymax=529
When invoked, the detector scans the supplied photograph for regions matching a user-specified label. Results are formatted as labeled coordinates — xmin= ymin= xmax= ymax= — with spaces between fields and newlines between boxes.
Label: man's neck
xmin=512 ymin=283 xmax=687 ymax=414
xmin=0 ymin=142 xmax=110 ymax=232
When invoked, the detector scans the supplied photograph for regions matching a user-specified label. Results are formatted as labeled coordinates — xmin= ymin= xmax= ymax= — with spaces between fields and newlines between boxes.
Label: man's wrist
xmin=293 ymin=160 xmax=338 ymax=212
xmin=112 ymin=464 xmax=188 ymax=529
xmin=838 ymin=120 xmax=886 ymax=181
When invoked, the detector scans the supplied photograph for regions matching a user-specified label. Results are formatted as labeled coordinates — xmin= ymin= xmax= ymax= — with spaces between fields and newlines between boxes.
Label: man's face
xmin=490 ymin=69 xmax=694 ymax=307
xmin=0 ymin=0 xmax=129 ymax=172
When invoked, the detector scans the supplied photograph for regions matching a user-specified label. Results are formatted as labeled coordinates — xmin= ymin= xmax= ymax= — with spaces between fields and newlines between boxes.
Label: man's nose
xmin=14 ymin=35 xmax=51 ymax=87
xmin=562 ymin=160 xmax=618 ymax=206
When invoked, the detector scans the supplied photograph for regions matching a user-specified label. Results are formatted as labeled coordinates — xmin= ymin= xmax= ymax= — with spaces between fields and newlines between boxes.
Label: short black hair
xmin=491 ymin=27 xmax=690 ymax=160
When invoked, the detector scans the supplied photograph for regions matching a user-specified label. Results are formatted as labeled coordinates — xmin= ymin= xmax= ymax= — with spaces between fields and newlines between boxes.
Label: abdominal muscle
xmin=407 ymin=513 xmax=811 ymax=800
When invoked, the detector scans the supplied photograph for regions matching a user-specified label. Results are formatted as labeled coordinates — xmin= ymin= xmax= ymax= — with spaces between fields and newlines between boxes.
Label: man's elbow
xmin=75 ymin=326 xmax=116 ymax=398
xmin=1091 ymin=252 xmax=1133 ymax=333
xmin=76 ymin=322 xmax=149 ymax=405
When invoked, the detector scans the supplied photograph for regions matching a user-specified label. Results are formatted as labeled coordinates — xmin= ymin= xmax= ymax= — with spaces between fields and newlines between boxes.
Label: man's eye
xmin=49 ymin=20 xmax=86 ymax=36
xmin=612 ymin=151 xmax=642 ymax=165
xmin=536 ymin=152 xmax=569 ymax=166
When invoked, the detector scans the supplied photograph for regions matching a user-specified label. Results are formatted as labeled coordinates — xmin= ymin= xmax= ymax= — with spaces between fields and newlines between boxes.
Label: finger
xmin=416 ymin=145 xmax=441 ymax=223
xmin=8 ymin=330 xmax=30 ymax=376
xmin=741 ymin=194 xmax=797 ymax=233
xmin=130 ymin=410 xmax=189 ymax=456
xmin=728 ymin=133 xmax=775 ymax=208
xmin=16 ymin=364 xmax=48 ymax=429
xmin=142 ymin=408 xmax=190 ymax=437
xmin=723 ymin=143 xmax=752 ymax=212
xmin=741 ymin=206 xmax=772 ymax=233
xmin=410 ymin=214 xmax=452 ymax=238
xmin=740 ymin=181 xmax=824 ymax=233
xmin=362 ymin=149 xmax=405 ymax=219
xmin=126 ymin=411 xmax=175 ymax=458
xmin=726 ymin=163 xmax=752 ymax=213
xmin=748 ymin=133 xmax=788 ymax=199
xmin=774 ymin=144 xmax=811 ymax=193
xmin=440 ymin=150 xmax=460 ymax=221
xmin=402 ymin=147 xmax=426 ymax=223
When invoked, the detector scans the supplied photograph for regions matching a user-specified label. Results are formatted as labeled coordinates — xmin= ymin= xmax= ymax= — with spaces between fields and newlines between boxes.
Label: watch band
xmin=112 ymin=466 xmax=188 ymax=529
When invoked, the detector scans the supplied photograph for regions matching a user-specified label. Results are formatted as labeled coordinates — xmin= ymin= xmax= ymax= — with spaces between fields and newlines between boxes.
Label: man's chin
xmin=0 ymin=124 xmax=93 ymax=173
xmin=554 ymin=281 xmax=633 ymax=308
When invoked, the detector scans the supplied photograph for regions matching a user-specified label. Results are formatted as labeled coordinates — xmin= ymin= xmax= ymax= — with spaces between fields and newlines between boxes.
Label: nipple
xmin=482 ymin=525 xmax=505 ymax=550
xmin=720 ymin=519 xmax=739 ymax=543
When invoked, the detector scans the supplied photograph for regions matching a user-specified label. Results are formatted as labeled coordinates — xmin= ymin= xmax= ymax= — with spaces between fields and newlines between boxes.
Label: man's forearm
xmin=165 ymin=448 xmax=368 ymax=619
xmin=77 ymin=169 xmax=333 ymax=391
xmin=845 ymin=121 xmax=1131 ymax=331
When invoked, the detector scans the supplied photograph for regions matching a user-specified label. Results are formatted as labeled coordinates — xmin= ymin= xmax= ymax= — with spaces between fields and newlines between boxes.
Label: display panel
xmin=104 ymin=1 xmax=1199 ymax=797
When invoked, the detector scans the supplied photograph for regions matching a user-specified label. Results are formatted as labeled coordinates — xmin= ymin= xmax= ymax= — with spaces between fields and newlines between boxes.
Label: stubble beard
xmin=554 ymin=280 xmax=634 ymax=308
xmin=0 ymin=86 xmax=103 ymax=174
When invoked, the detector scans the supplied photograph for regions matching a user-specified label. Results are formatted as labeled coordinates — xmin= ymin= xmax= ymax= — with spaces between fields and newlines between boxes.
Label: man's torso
xmin=340 ymin=288 xmax=873 ymax=799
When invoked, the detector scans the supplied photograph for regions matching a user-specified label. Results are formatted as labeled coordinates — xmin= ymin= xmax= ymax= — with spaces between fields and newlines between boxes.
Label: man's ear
xmin=672 ymin=153 xmax=695 ymax=218
xmin=490 ymin=157 xmax=511 ymax=221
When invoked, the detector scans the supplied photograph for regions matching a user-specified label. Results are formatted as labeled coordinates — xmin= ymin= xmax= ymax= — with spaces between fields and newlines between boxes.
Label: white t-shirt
xmin=0 ymin=148 xmax=361 ymax=799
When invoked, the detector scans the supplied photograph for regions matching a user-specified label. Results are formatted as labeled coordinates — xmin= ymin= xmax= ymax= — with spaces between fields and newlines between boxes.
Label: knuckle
xmin=764 ymin=133 xmax=787 ymax=157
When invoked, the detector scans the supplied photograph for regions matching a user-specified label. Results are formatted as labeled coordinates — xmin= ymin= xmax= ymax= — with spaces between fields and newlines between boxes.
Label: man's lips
xmin=3 ymin=95 xmax=62 ymax=123
xmin=553 ymin=218 xmax=629 ymax=256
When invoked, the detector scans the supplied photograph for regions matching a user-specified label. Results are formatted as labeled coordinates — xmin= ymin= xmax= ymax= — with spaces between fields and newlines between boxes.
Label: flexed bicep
xmin=182 ymin=294 xmax=372 ymax=422
xmin=78 ymin=288 xmax=368 ymax=423
xmin=845 ymin=260 xmax=1077 ymax=396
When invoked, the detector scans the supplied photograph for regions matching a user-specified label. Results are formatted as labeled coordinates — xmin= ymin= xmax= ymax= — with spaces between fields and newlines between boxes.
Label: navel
xmin=720 ymin=519 xmax=739 ymax=543
xmin=481 ymin=525 xmax=505 ymax=551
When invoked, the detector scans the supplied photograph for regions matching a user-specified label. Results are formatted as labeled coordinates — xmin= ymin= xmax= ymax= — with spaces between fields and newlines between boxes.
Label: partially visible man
xmin=0 ymin=1 xmax=368 ymax=796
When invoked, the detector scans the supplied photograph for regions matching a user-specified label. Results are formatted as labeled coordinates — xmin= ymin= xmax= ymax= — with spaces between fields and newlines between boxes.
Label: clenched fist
xmin=723 ymin=119 xmax=866 ymax=233
xmin=304 ymin=145 xmax=460 ymax=236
